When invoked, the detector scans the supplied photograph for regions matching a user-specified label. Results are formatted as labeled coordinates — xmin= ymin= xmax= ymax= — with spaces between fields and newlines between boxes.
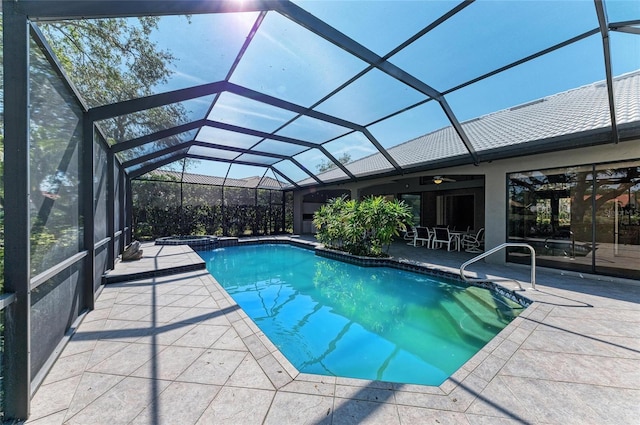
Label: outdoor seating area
xmin=408 ymin=226 xmax=481 ymax=252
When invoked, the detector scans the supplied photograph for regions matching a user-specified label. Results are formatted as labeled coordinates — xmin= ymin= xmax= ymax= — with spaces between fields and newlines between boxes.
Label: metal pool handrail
xmin=459 ymin=243 xmax=537 ymax=291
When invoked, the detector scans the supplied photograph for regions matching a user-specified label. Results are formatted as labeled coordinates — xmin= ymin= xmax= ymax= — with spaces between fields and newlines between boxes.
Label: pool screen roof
xmin=26 ymin=0 xmax=640 ymax=189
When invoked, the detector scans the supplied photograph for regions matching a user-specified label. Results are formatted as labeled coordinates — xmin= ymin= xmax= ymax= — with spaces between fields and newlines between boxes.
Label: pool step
xmin=440 ymin=300 xmax=497 ymax=345
xmin=440 ymin=286 xmax=520 ymax=346
xmin=464 ymin=286 xmax=523 ymax=322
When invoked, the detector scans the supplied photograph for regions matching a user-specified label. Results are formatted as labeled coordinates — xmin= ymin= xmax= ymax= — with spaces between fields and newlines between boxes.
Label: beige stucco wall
xmin=294 ymin=139 xmax=640 ymax=264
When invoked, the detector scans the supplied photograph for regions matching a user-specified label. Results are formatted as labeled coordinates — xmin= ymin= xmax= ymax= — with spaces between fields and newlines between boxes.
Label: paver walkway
xmin=26 ymin=239 xmax=640 ymax=424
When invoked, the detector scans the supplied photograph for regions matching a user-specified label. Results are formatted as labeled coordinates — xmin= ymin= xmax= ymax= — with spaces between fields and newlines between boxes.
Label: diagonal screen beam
xmin=128 ymin=152 xmax=188 ymax=180
xmin=225 ymin=83 xmax=402 ymax=171
xmin=273 ymin=1 xmax=477 ymax=165
xmin=273 ymin=1 xmax=442 ymax=101
xmin=439 ymin=100 xmax=479 ymax=165
xmin=270 ymin=166 xmax=300 ymax=189
xmin=87 ymin=82 xmax=226 ymax=122
xmin=595 ymin=0 xmax=620 ymax=144
xmin=202 ymin=120 xmax=356 ymax=180
xmin=112 ymin=120 xmax=206 ymax=153
xmin=121 ymin=141 xmax=195 ymax=169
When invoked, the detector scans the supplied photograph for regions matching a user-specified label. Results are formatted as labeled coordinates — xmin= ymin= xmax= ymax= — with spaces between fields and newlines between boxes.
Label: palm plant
xmin=314 ymin=196 xmax=412 ymax=257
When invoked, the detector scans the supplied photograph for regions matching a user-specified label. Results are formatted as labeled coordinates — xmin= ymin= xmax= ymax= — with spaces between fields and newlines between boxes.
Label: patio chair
xmin=402 ymin=226 xmax=417 ymax=245
xmin=432 ymin=227 xmax=457 ymax=251
xmin=461 ymin=228 xmax=484 ymax=253
xmin=413 ymin=226 xmax=432 ymax=247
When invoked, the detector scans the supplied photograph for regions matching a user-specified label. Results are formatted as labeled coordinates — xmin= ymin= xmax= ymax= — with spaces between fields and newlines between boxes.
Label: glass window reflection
xmin=594 ymin=162 xmax=640 ymax=278
xmin=508 ymin=166 xmax=595 ymax=274
xmin=508 ymin=160 xmax=640 ymax=279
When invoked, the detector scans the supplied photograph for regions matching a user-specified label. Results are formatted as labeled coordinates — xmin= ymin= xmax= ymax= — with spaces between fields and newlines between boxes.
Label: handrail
xmin=30 ymin=251 xmax=89 ymax=291
xmin=459 ymin=243 xmax=536 ymax=291
xmin=0 ymin=292 xmax=17 ymax=311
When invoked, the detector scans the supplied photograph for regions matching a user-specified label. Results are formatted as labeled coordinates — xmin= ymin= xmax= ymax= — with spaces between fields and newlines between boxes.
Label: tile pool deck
xmin=26 ymin=237 xmax=640 ymax=424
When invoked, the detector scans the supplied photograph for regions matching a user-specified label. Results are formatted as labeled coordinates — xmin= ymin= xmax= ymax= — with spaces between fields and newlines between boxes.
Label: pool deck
xmin=26 ymin=237 xmax=640 ymax=424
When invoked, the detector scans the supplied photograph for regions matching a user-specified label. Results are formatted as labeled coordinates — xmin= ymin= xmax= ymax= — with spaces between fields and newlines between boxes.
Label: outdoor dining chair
xmin=461 ymin=228 xmax=484 ymax=253
xmin=432 ymin=227 xmax=457 ymax=251
xmin=413 ymin=226 xmax=432 ymax=247
xmin=402 ymin=226 xmax=417 ymax=245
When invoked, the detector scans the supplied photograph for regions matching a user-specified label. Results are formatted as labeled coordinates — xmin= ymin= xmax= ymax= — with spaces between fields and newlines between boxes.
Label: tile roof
xmin=141 ymin=71 xmax=640 ymax=190
xmin=314 ymin=70 xmax=640 ymax=183
xmin=140 ymin=170 xmax=284 ymax=189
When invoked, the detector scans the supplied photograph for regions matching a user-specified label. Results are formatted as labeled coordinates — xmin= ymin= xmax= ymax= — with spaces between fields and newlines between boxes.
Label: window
xmin=399 ymin=193 xmax=421 ymax=227
xmin=508 ymin=160 xmax=640 ymax=279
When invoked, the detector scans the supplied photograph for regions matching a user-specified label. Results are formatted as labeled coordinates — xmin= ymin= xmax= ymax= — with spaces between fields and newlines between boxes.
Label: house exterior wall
xmin=294 ymin=138 xmax=640 ymax=266
xmin=478 ymin=139 xmax=640 ymax=264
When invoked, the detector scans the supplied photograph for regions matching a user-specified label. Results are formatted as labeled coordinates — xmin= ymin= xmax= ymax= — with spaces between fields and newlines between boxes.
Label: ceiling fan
xmin=432 ymin=176 xmax=456 ymax=184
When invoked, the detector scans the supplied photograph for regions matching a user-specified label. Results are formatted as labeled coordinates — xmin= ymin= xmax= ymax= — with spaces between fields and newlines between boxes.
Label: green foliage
xmin=316 ymin=152 xmax=351 ymax=173
xmin=313 ymin=196 xmax=413 ymax=257
xmin=39 ymin=17 xmax=189 ymax=152
xmin=133 ymin=203 xmax=289 ymax=239
xmin=29 ymin=229 xmax=58 ymax=273
xmin=131 ymin=180 xmax=293 ymax=238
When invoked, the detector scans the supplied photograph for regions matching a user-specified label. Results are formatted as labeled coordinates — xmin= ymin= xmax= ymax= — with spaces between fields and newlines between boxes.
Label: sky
xmin=143 ymin=0 xmax=640 ymax=182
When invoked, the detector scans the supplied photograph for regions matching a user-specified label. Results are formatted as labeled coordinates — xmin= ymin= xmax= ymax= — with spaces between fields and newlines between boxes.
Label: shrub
xmin=313 ymin=196 xmax=412 ymax=257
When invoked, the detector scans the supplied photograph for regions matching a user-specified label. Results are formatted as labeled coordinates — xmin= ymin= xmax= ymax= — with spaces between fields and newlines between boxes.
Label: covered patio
xmin=25 ymin=239 xmax=640 ymax=424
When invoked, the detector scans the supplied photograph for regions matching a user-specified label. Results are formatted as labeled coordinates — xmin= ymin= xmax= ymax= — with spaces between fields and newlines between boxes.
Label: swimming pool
xmin=198 ymin=243 xmax=523 ymax=386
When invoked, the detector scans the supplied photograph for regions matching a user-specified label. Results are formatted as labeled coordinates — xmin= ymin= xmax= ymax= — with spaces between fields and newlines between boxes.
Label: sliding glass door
xmin=508 ymin=160 xmax=640 ymax=279
xmin=399 ymin=193 xmax=421 ymax=227
xmin=593 ymin=162 xmax=640 ymax=279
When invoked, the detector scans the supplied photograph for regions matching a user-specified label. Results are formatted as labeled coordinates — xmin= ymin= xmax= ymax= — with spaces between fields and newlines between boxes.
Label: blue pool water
xmin=198 ymin=244 xmax=522 ymax=386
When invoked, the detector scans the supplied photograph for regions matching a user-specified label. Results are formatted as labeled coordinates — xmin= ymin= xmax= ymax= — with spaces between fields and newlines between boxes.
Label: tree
xmin=316 ymin=152 xmax=351 ymax=173
xmin=39 ymin=17 xmax=189 ymax=156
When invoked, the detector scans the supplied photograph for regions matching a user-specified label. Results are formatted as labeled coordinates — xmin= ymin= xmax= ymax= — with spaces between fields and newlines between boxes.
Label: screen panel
xmin=29 ymin=38 xmax=83 ymax=275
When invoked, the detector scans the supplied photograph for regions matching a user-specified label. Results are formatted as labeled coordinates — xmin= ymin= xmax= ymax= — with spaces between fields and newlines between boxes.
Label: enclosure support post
xmin=282 ymin=191 xmax=286 ymax=234
xmin=126 ymin=177 xmax=133 ymax=244
xmin=221 ymin=185 xmax=226 ymax=236
xmin=2 ymin=2 xmax=32 ymax=419
xmin=254 ymin=189 xmax=258 ymax=235
xmin=119 ymin=166 xmax=126 ymax=251
xmin=82 ymin=116 xmax=96 ymax=310
xmin=107 ymin=149 xmax=116 ymax=269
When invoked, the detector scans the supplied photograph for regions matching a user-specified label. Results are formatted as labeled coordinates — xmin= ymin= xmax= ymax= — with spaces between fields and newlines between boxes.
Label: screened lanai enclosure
xmin=1 ymin=0 xmax=640 ymax=420
xmin=132 ymin=170 xmax=294 ymax=239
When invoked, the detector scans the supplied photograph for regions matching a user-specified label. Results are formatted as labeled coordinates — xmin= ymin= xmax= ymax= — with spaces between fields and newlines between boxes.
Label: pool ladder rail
xmin=459 ymin=243 xmax=537 ymax=291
